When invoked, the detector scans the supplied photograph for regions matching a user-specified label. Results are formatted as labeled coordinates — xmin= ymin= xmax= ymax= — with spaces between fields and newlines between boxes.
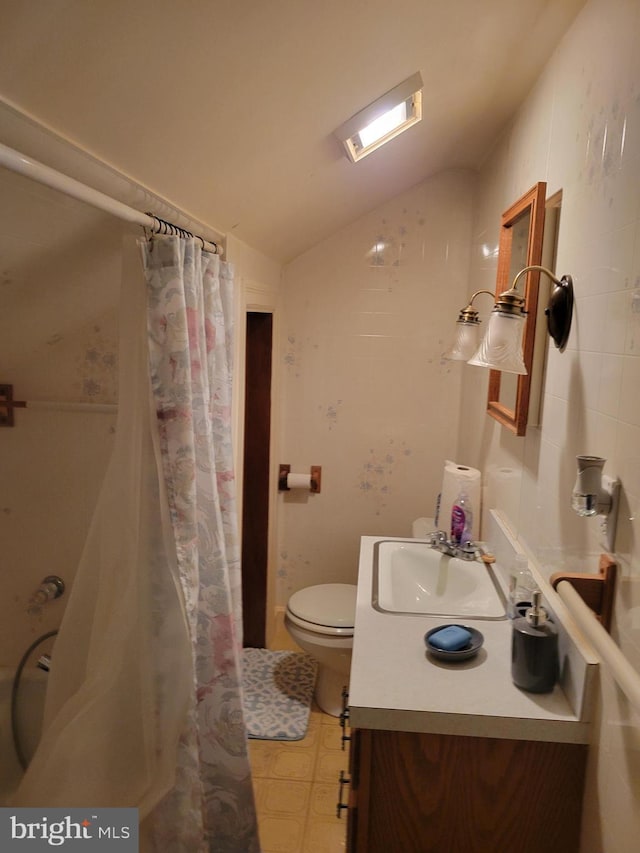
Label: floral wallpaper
xmin=357 ymin=438 xmax=412 ymax=516
xmin=278 ymin=169 xmax=474 ymax=600
xmin=74 ymin=326 xmax=118 ymax=402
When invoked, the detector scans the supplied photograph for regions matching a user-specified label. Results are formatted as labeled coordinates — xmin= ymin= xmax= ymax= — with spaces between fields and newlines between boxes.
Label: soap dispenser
xmin=450 ymin=489 xmax=473 ymax=545
xmin=508 ymin=554 xmax=536 ymax=618
xmin=511 ymin=591 xmax=559 ymax=694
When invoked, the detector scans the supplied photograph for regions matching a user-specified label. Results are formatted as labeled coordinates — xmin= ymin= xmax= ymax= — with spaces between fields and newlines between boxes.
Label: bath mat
xmin=241 ymin=648 xmax=317 ymax=741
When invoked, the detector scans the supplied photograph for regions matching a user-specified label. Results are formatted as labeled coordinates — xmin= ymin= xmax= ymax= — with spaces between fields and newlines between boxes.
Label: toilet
xmin=285 ymin=583 xmax=357 ymax=717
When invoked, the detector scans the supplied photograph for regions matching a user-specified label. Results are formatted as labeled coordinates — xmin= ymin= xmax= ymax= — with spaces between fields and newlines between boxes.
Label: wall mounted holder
xmin=0 ymin=383 xmax=24 ymax=427
xmin=278 ymin=464 xmax=322 ymax=493
xmin=0 ymin=383 xmax=117 ymax=419
xmin=599 ymin=474 xmax=620 ymax=554
xmin=550 ymin=554 xmax=617 ymax=633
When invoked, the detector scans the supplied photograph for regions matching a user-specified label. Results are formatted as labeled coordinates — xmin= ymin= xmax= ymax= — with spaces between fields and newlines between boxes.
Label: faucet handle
xmin=458 ymin=541 xmax=478 ymax=560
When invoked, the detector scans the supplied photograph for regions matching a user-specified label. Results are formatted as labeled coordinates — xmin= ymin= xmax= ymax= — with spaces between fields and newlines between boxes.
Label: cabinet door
xmin=345 ymin=729 xmax=359 ymax=853
xmin=356 ymin=729 xmax=586 ymax=853
xmin=346 ymin=728 xmax=373 ymax=853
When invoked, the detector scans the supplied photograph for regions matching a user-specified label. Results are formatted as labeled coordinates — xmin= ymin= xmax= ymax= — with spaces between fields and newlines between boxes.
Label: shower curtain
xmin=12 ymin=235 xmax=260 ymax=853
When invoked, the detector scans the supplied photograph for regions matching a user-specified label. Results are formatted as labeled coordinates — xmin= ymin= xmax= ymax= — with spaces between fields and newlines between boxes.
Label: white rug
xmin=241 ymin=648 xmax=318 ymax=741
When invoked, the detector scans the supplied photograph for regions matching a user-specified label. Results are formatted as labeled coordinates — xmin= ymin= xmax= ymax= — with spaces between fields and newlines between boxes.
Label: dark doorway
xmin=241 ymin=311 xmax=273 ymax=648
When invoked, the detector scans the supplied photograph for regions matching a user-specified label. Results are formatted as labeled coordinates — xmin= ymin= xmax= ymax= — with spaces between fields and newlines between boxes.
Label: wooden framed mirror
xmin=487 ymin=182 xmax=546 ymax=436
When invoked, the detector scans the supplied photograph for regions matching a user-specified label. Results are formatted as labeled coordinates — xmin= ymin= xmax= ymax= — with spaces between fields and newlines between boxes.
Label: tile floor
xmin=248 ymin=617 xmax=348 ymax=853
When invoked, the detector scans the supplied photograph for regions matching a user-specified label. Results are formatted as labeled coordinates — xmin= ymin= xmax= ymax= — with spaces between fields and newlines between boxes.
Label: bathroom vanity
xmin=345 ymin=727 xmax=586 ymax=853
xmin=343 ymin=528 xmax=597 ymax=853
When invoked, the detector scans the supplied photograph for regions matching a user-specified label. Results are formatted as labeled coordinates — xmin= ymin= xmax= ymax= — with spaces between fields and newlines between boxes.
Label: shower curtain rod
xmin=0 ymin=141 xmax=222 ymax=254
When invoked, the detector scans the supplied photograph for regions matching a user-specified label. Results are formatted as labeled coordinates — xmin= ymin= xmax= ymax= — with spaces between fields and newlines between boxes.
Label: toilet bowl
xmin=284 ymin=583 xmax=357 ymax=717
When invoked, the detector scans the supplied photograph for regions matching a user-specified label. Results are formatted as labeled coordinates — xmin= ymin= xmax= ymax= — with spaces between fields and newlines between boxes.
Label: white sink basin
xmin=372 ymin=539 xmax=507 ymax=619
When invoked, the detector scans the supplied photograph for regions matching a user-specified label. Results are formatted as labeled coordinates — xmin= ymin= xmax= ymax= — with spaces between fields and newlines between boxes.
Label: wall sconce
xmin=449 ymin=264 xmax=574 ymax=374
xmin=571 ymin=455 xmax=620 ymax=553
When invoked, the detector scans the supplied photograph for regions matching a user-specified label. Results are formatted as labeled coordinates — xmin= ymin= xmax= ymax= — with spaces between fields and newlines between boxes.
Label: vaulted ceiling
xmin=0 ymin=0 xmax=585 ymax=261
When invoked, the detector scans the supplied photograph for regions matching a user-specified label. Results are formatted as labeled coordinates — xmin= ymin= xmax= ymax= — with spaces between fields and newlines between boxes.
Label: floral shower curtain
xmin=141 ymin=236 xmax=259 ymax=852
xmin=13 ymin=234 xmax=260 ymax=852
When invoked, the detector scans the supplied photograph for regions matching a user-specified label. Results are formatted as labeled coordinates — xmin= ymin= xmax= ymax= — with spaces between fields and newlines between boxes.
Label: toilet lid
xmin=287 ymin=583 xmax=357 ymax=629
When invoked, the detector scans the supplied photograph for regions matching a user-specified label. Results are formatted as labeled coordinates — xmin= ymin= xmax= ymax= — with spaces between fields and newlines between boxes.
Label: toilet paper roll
xmin=286 ymin=473 xmax=313 ymax=490
xmin=412 ymin=517 xmax=436 ymax=538
xmin=485 ymin=466 xmax=521 ymax=518
xmin=439 ymin=460 xmax=482 ymax=541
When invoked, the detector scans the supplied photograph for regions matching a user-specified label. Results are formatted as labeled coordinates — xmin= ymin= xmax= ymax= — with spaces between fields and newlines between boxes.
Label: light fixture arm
xmin=456 ymin=289 xmax=496 ymax=325
xmin=510 ymin=264 xmax=563 ymax=293
xmin=491 ymin=264 xmax=559 ymax=318
xmin=495 ymin=264 xmax=561 ymax=316
xmin=495 ymin=263 xmax=574 ymax=351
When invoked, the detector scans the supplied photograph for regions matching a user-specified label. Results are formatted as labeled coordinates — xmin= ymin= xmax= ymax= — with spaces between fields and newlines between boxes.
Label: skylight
xmin=358 ymin=101 xmax=408 ymax=149
xmin=335 ymin=72 xmax=423 ymax=163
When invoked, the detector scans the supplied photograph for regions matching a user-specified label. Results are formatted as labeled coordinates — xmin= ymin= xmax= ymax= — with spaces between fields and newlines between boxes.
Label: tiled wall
xmin=458 ymin=0 xmax=640 ymax=850
xmin=0 ymin=167 xmax=125 ymax=665
xmin=278 ymin=169 xmax=474 ymax=602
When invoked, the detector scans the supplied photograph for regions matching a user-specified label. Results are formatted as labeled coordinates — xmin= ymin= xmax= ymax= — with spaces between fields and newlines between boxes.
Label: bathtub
xmin=0 ymin=666 xmax=47 ymax=803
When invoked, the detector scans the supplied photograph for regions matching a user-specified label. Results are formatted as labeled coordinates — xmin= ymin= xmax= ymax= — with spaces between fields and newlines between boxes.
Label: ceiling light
xmin=335 ymin=72 xmax=423 ymax=163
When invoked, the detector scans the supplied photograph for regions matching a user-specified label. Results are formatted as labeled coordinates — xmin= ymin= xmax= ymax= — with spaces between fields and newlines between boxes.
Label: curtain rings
xmin=144 ymin=212 xmax=160 ymax=249
xmin=144 ymin=213 xmax=157 ymax=236
xmin=144 ymin=212 xmax=215 ymax=252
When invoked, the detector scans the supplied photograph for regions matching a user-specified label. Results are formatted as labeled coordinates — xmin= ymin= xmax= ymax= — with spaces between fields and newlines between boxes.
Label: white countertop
xmin=348 ymin=536 xmax=594 ymax=744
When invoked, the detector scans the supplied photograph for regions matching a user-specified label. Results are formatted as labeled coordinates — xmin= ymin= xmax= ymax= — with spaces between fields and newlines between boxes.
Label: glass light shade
xmin=467 ymin=312 xmax=527 ymax=374
xmin=444 ymin=322 xmax=480 ymax=361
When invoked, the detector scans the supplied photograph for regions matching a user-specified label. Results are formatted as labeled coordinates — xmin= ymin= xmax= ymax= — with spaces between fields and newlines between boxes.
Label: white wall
xmin=278 ymin=169 xmax=474 ymax=602
xmin=459 ymin=1 xmax=640 ymax=850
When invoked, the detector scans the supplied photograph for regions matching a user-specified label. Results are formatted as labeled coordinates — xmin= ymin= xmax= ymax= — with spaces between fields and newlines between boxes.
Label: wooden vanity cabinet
xmin=346 ymin=727 xmax=586 ymax=853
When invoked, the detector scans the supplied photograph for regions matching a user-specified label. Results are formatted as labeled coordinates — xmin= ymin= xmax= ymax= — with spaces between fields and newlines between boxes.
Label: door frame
xmin=234 ymin=276 xmax=281 ymax=648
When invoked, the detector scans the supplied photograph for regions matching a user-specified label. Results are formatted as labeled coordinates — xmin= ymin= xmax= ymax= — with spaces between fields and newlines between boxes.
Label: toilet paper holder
xmin=278 ymin=464 xmax=322 ymax=493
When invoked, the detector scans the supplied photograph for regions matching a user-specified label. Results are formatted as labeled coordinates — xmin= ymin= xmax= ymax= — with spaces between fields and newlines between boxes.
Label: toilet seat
xmin=286 ymin=583 xmax=356 ymax=637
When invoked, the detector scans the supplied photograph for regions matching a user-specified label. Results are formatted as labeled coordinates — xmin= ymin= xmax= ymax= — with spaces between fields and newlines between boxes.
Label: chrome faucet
xmin=429 ymin=530 xmax=478 ymax=561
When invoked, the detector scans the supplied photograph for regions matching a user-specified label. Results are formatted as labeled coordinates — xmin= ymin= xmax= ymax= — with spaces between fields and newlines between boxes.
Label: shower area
xmin=0 ymin=139 xmax=262 ymax=851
